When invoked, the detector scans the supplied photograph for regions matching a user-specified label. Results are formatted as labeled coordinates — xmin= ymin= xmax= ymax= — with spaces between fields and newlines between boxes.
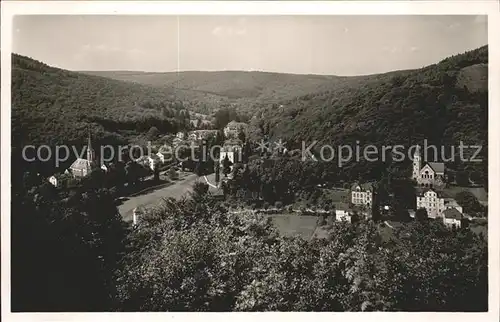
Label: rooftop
xmin=444 ymin=198 xmax=461 ymax=208
xmin=70 ymin=158 xmax=92 ymax=171
xmin=417 ymin=187 xmax=450 ymax=198
xmin=443 ymin=208 xmax=463 ymax=220
xmin=335 ymin=202 xmax=352 ymax=212
xmin=351 ymin=181 xmax=375 ymax=191
xmin=427 ymin=162 xmax=445 ymax=174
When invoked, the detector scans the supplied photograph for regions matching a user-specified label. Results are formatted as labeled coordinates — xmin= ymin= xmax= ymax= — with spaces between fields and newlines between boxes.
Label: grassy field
xmin=321 ymin=188 xmax=350 ymax=203
xmin=443 ymin=186 xmax=488 ymax=205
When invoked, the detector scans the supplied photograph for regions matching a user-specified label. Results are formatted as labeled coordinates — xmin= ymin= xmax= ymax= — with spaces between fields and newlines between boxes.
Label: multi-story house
xmin=442 ymin=208 xmax=463 ymax=228
xmin=416 ymin=188 xmax=464 ymax=219
xmin=351 ymin=182 xmax=374 ymax=207
xmin=416 ymin=188 xmax=445 ymax=218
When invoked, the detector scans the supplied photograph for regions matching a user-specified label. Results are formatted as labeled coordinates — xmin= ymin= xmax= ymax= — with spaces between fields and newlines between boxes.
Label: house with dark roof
xmin=48 ymin=175 xmax=58 ymax=187
xmin=156 ymin=150 xmax=173 ymax=164
xmin=443 ymin=208 xmax=464 ymax=228
xmin=443 ymin=198 xmax=464 ymax=214
xmin=415 ymin=187 xmax=463 ymax=219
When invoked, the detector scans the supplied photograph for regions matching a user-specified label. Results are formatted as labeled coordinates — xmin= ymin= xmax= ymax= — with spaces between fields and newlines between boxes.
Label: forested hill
xmin=11 ymin=54 xmax=189 ymax=147
xmin=260 ymin=46 xmax=487 ymax=151
xmin=81 ymin=69 xmax=410 ymax=116
xmin=12 ymin=46 xmax=488 ymax=179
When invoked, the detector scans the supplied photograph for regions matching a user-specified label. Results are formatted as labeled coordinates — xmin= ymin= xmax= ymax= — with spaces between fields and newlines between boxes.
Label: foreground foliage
xmin=12 ymin=174 xmax=487 ymax=311
xmin=116 ymin=196 xmax=487 ymax=311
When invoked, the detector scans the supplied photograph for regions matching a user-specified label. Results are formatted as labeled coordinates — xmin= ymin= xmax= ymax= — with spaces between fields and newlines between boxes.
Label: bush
xmin=275 ymin=201 xmax=283 ymax=209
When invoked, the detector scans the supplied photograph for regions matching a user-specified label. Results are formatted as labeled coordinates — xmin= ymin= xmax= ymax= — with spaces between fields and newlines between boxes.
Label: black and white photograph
xmin=1 ymin=0 xmax=499 ymax=319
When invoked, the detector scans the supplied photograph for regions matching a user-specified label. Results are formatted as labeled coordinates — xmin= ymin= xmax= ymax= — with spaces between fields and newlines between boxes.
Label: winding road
xmin=118 ymin=173 xmax=200 ymax=222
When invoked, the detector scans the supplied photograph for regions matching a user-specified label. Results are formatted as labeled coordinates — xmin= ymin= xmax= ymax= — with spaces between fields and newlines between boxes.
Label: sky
xmin=13 ymin=15 xmax=487 ymax=76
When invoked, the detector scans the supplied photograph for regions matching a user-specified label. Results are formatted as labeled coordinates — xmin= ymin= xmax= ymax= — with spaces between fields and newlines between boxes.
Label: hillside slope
xmin=257 ymin=46 xmax=488 ymax=183
xmin=11 ymin=54 xmax=187 ymax=147
xmin=12 ymin=46 xmax=488 ymax=183
xmin=81 ymin=69 xmax=410 ymax=117
xmin=261 ymin=46 xmax=487 ymax=147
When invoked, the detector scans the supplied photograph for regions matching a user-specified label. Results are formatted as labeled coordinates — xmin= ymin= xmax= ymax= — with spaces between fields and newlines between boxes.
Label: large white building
xmin=416 ymin=189 xmax=445 ymax=218
xmin=416 ymin=188 xmax=463 ymax=219
xmin=351 ymin=182 xmax=374 ymax=207
xmin=412 ymin=145 xmax=445 ymax=187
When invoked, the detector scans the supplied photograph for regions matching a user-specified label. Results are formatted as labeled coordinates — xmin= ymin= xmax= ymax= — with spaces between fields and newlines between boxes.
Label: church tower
xmin=87 ymin=129 xmax=96 ymax=167
xmin=412 ymin=145 xmax=421 ymax=181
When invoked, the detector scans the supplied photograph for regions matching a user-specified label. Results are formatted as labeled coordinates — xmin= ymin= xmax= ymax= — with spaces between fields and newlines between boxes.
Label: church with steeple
xmin=68 ymin=129 xmax=98 ymax=178
xmin=411 ymin=145 xmax=446 ymax=187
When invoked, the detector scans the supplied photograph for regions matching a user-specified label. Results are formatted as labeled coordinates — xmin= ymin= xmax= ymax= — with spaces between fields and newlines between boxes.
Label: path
xmin=118 ymin=173 xmax=199 ymax=222
xmin=204 ymin=175 xmax=218 ymax=188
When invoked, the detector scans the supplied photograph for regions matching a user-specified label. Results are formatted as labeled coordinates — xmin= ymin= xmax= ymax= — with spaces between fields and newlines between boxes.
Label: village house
xmin=147 ymin=155 xmax=160 ymax=171
xmin=350 ymin=182 xmax=375 ymax=207
xmin=223 ymin=121 xmax=248 ymax=139
xmin=415 ymin=188 xmax=464 ymax=219
xmin=220 ymin=139 xmax=243 ymax=169
xmin=136 ymin=155 xmax=158 ymax=171
xmin=444 ymin=198 xmax=464 ymax=214
xmin=335 ymin=203 xmax=354 ymax=222
xmin=48 ymin=175 xmax=58 ymax=188
xmin=156 ymin=150 xmax=172 ymax=164
xmin=442 ymin=208 xmax=464 ymax=229
xmin=412 ymin=145 xmax=446 ymax=187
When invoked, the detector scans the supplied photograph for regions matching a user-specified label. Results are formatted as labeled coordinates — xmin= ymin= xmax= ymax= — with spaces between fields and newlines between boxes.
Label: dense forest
xmin=256 ymin=46 xmax=488 ymax=185
xmin=11 ymin=54 xmax=194 ymax=148
xmin=260 ymin=46 xmax=487 ymax=146
xmin=81 ymin=47 xmax=488 ymax=164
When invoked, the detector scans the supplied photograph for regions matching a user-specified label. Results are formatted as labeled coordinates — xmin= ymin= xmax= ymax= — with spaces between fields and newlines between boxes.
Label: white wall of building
xmin=416 ymin=190 xmax=445 ymax=218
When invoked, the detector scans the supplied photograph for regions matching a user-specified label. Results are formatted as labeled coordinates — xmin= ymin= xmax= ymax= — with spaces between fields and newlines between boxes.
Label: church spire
xmin=412 ymin=143 xmax=421 ymax=181
xmin=87 ymin=127 xmax=95 ymax=165
xmin=87 ymin=128 xmax=92 ymax=152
